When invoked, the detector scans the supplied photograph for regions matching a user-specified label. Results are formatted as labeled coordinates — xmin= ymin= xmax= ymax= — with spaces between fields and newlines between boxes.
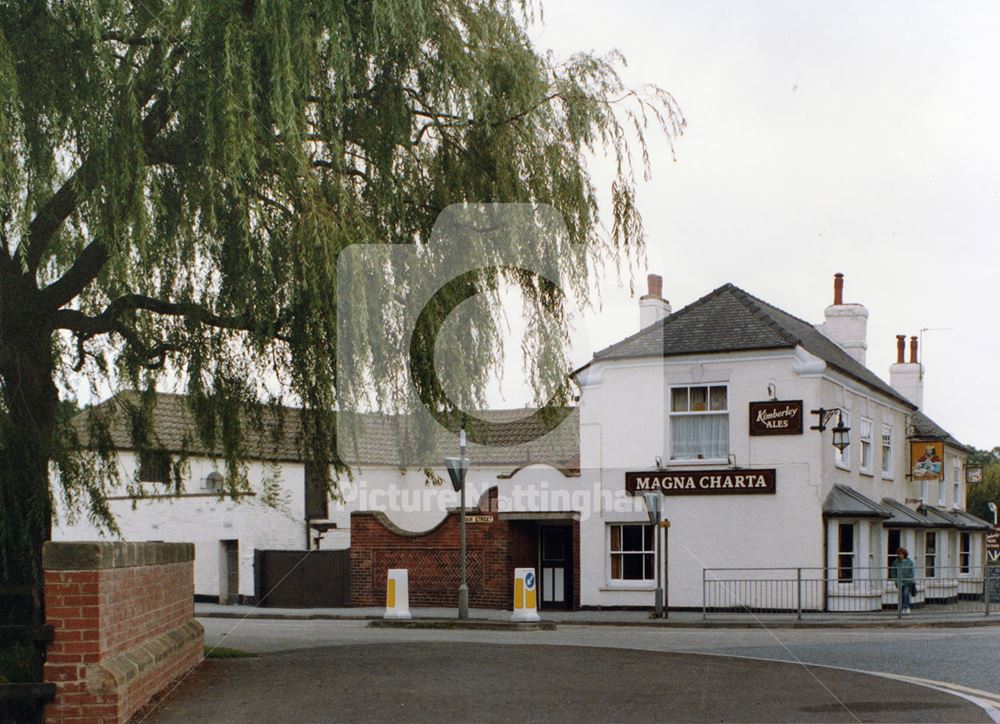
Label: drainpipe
xmin=822 ymin=516 xmax=829 ymax=613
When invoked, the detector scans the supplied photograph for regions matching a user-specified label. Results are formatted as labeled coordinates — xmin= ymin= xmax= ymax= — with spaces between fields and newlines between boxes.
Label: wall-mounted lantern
xmin=810 ymin=407 xmax=851 ymax=453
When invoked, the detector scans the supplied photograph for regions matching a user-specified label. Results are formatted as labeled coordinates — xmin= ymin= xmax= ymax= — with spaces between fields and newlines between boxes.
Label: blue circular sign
xmin=525 ymin=571 xmax=536 ymax=589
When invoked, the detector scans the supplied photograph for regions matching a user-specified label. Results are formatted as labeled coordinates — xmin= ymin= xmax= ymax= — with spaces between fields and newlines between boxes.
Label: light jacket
xmin=890 ymin=556 xmax=915 ymax=583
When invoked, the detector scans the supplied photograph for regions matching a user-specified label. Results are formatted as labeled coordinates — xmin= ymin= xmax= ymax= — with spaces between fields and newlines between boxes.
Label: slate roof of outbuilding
xmin=881 ymin=497 xmax=931 ymax=528
xmin=72 ymin=392 xmax=580 ymax=470
xmin=823 ymin=484 xmax=892 ymax=518
xmin=582 ymin=283 xmax=916 ymax=410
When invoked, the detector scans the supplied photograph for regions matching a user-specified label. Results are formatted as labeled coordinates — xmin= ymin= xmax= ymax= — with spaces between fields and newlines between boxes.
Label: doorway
xmin=538 ymin=526 xmax=572 ymax=610
xmin=220 ymin=540 xmax=239 ymax=604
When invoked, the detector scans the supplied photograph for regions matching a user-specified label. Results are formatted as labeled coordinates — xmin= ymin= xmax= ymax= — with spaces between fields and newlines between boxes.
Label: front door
xmin=539 ymin=526 xmax=572 ymax=610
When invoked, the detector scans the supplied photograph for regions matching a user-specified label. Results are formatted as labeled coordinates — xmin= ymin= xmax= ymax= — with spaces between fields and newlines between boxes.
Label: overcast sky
xmin=502 ymin=0 xmax=1000 ymax=449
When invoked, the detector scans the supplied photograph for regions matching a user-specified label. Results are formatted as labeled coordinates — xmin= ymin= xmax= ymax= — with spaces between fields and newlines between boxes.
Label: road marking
xmin=870 ymin=673 xmax=1000 ymax=724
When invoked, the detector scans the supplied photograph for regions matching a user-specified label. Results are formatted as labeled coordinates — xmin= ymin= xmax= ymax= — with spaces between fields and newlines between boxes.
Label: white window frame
xmin=837 ymin=522 xmax=856 ymax=582
xmin=859 ymin=417 xmax=873 ymax=474
xmin=953 ymin=460 xmax=961 ymax=509
xmin=607 ymin=523 xmax=655 ymax=585
xmin=880 ymin=423 xmax=893 ymax=478
xmin=959 ymin=532 xmax=972 ymax=575
xmin=938 ymin=473 xmax=946 ymax=506
xmin=668 ymin=384 xmax=729 ymax=462
xmin=834 ymin=411 xmax=852 ymax=469
xmin=924 ymin=531 xmax=937 ymax=578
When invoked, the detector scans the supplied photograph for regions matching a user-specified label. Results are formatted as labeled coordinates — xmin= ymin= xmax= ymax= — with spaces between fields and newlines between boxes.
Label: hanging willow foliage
xmin=0 ymin=0 xmax=683 ymax=588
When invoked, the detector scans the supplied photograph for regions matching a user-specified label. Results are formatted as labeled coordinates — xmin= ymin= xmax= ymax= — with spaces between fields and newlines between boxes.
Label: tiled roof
xmin=584 ymin=283 xmax=916 ymax=409
xmin=910 ymin=410 xmax=969 ymax=453
xmin=881 ymin=498 xmax=930 ymax=528
xmin=919 ymin=505 xmax=965 ymax=529
xmin=823 ymin=484 xmax=892 ymax=518
xmin=72 ymin=392 xmax=579 ymax=469
xmin=950 ymin=509 xmax=994 ymax=531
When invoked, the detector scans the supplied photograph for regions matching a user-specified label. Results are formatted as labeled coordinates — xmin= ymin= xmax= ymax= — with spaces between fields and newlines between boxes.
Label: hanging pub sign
xmin=966 ymin=466 xmax=983 ymax=484
xmin=749 ymin=400 xmax=803 ymax=435
xmin=910 ymin=440 xmax=944 ymax=480
xmin=626 ymin=469 xmax=776 ymax=496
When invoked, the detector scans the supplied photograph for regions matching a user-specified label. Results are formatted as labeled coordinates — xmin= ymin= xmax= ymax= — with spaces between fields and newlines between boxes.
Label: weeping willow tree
xmin=0 ymin=0 xmax=683 ymax=622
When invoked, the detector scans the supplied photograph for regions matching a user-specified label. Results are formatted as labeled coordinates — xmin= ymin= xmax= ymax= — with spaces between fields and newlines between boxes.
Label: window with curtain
xmin=608 ymin=524 xmax=654 ymax=581
xmin=669 ymin=385 xmax=728 ymax=460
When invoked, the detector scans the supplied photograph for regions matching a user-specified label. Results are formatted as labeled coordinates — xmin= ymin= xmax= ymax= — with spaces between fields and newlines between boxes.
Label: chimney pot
xmin=895 ymin=335 xmax=906 ymax=364
xmin=909 ymin=335 xmax=918 ymax=364
xmin=833 ymin=273 xmax=844 ymax=306
xmin=647 ymin=274 xmax=663 ymax=299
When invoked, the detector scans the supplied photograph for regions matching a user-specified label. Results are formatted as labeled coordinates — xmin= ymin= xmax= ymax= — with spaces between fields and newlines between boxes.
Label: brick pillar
xmin=42 ymin=542 xmax=204 ymax=722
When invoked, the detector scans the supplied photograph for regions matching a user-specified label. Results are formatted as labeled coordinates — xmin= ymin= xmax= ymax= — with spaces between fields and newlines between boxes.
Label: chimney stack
xmin=639 ymin=273 xmax=671 ymax=329
xmin=890 ymin=334 xmax=923 ymax=408
xmin=816 ymin=273 xmax=869 ymax=366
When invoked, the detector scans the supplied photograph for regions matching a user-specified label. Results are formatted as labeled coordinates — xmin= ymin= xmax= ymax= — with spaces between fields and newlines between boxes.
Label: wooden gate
xmin=254 ymin=550 xmax=349 ymax=608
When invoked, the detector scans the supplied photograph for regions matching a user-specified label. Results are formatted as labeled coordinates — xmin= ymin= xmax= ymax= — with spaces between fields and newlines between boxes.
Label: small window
xmin=609 ymin=524 xmax=654 ymax=581
xmin=959 ymin=532 xmax=971 ymax=574
xmin=670 ymin=385 xmax=729 ymax=460
xmin=834 ymin=411 xmax=852 ymax=468
xmin=837 ymin=523 xmax=855 ymax=582
xmin=925 ymin=531 xmax=937 ymax=577
xmin=859 ymin=418 xmax=873 ymax=473
xmin=138 ymin=450 xmax=171 ymax=484
xmin=953 ymin=461 xmax=962 ymax=509
xmin=880 ymin=423 xmax=893 ymax=476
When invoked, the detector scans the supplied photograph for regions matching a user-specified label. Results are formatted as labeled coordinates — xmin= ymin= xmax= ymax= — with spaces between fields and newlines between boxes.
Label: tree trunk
xmin=0 ymin=291 xmax=56 ymax=633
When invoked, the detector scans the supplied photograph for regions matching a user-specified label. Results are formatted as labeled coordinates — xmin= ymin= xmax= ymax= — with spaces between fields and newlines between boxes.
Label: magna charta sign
xmin=626 ymin=469 xmax=776 ymax=496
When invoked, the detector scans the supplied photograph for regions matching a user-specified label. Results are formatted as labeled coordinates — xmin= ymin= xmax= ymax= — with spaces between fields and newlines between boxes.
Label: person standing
xmin=890 ymin=547 xmax=916 ymax=614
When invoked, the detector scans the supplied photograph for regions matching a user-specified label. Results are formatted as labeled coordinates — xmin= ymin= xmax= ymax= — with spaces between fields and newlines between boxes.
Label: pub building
xmin=569 ymin=273 xmax=990 ymax=610
xmin=54 ymin=274 xmax=992 ymax=612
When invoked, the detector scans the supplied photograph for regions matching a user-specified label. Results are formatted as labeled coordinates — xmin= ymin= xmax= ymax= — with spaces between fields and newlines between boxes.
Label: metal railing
xmin=702 ymin=566 xmax=1000 ymax=620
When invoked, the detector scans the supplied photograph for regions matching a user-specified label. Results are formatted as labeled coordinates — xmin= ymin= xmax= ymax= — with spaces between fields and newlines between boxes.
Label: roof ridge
xmin=725 ymin=286 xmax=803 ymax=348
xmin=588 ymin=283 xmax=744 ymax=361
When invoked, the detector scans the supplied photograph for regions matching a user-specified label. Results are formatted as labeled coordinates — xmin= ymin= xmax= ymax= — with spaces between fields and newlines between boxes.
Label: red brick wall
xmin=42 ymin=542 xmax=203 ymax=723
xmin=349 ymin=511 xmax=581 ymax=611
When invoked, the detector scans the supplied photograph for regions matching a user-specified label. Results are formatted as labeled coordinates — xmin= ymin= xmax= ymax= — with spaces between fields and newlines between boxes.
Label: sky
xmin=490 ymin=0 xmax=1000 ymax=449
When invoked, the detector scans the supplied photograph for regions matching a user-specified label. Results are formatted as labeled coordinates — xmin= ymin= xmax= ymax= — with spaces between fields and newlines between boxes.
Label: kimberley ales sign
xmin=749 ymin=400 xmax=803 ymax=436
xmin=626 ymin=469 xmax=776 ymax=496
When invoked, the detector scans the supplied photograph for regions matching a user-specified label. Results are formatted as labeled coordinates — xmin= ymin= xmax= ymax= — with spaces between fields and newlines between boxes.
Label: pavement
xmin=144 ymin=641 xmax=994 ymax=723
xmin=195 ymin=602 xmax=1000 ymax=628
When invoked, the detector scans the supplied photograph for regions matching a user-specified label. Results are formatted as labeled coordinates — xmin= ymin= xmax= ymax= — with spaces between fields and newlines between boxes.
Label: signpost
xmin=444 ymin=429 xmax=470 ymax=620
xmin=643 ymin=493 xmax=664 ymax=618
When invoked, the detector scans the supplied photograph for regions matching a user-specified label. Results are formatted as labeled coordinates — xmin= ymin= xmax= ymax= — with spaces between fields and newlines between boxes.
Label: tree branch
xmin=38 ymin=240 xmax=108 ymax=311
xmin=20 ymin=44 xmax=183 ymax=273
xmin=53 ymin=295 xmax=294 ymax=344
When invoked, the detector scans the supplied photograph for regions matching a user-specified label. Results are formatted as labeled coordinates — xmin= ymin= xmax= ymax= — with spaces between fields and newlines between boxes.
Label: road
xmin=199 ymin=617 xmax=1000 ymax=694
